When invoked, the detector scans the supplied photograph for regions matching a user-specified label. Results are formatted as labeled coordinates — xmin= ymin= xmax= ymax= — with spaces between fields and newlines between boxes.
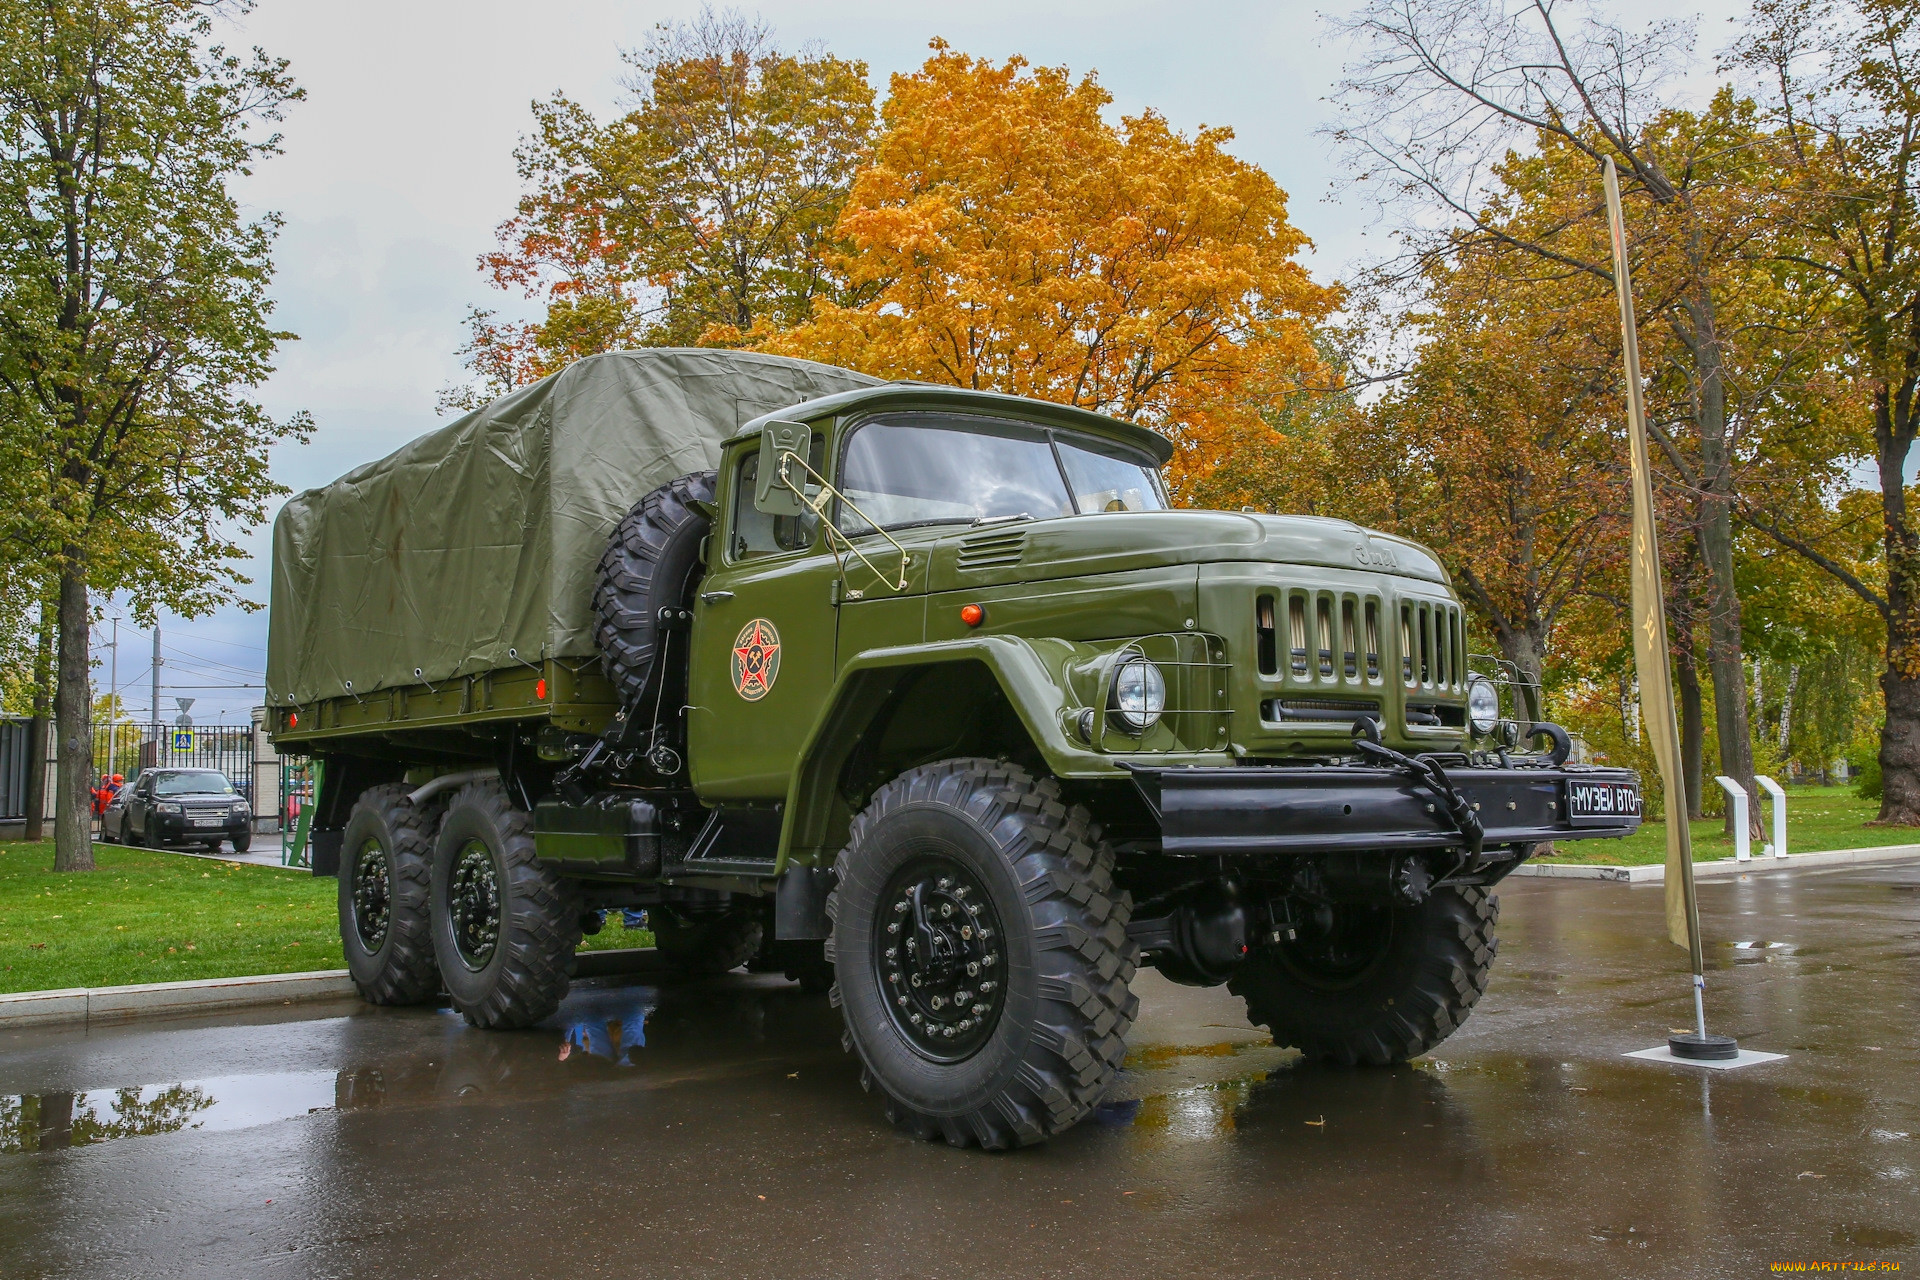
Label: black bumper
xmin=1125 ymin=762 xmax=1641 ymax=857
xmin=156 ymin=817 xmax=249 ymax=843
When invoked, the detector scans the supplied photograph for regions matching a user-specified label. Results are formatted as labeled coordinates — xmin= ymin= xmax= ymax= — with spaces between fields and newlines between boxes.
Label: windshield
xmin=836 ymin=415 xmax=1168 ymax=535
xmin=153 ymin=771 xmax=235 ymax=797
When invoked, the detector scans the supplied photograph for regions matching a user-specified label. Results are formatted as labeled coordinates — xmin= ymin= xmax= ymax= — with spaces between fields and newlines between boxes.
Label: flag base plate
xmin=1668 ymin=1032 xmax=1739 ymax=1060
xmin=1624 ymin=1045 xmax=1786 ymax=1071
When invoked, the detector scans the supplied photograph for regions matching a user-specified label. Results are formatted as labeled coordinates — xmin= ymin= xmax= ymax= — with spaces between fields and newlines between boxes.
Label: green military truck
xmin=268 ymin=348 xmax=1640 ymax=1149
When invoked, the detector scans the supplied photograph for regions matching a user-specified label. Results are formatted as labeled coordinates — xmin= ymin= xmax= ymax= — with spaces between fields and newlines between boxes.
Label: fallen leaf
xmin=1306 ymin=1116 xmax=1326 ymax=1127
xmin=1798 ymin=1172 xmax=1826 ymax=1179
xmin=786 ymin=1072 xmax=798 ymax=1079
xmin=29 ymin=943 xmax=45 ymax=950
xmin=1669 ymin=1028 xmax=1693 ymax=1035
xmin=757 ymin=1195 xmax=766 ymax=1201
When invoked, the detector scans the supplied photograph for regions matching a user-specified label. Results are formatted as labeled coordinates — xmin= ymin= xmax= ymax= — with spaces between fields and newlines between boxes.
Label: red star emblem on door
xmin=731 ymin=618 xmax=782 ymax=702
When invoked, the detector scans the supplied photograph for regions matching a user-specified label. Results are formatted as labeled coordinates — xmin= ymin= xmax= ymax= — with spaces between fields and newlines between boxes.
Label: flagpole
xmin=1602 ymin=156 xmax=1734 ymax=1060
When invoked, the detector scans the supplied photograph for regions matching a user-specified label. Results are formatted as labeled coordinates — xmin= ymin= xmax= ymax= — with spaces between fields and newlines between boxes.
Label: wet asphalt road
xmin=1 ymin=864 xmax=1916 ymax=1280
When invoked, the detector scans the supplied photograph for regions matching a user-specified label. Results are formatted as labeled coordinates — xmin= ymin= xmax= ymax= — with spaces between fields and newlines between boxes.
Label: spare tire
xmin=592 ymin=471 xmax=717 ymax=709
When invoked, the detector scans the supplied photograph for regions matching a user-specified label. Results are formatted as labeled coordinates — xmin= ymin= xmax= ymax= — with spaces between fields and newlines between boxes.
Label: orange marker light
xmin=535 ymin=678 xmax=548 ymax=700
xmin=289 ymin=713 xmax=298 ymax=728
xmin=960 ymin=604 xmax=985 ymax=628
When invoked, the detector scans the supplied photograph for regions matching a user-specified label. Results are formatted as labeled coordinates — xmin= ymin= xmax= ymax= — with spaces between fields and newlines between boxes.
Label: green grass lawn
xmin=1535 ymin=784 xmax=1920 ymax=865
xmin=0 ymin=840 xmax=651 ymax=995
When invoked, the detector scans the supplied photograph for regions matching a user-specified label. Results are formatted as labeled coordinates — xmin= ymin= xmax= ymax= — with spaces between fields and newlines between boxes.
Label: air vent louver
xmin=955 ymin=530 xmax=1026 ymax=570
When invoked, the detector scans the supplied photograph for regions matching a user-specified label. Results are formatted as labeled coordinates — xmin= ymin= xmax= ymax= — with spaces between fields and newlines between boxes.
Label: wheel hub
xmin=352 ymin=840 xmax=391 ymax=950
xmin=449 ymin=839 xmax=502 ymax=969
xmin=875 ymin=859 xmax=1006 ymax=1062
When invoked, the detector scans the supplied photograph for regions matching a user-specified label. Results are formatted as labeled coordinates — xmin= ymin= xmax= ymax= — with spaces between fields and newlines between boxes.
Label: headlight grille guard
xmin=1083 ymin=631 xmax=1231 ymax=754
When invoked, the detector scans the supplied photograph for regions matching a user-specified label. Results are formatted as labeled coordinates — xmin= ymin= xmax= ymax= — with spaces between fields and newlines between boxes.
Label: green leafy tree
xmin=0 ymin=0 xmax=306 ymax=871
xmin=1733 ymin=0 xmax=1920 ymax=823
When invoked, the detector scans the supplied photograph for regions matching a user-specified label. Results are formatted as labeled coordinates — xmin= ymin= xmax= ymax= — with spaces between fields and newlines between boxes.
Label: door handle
xmin=701 ymin=590 xmax=734 ymax=604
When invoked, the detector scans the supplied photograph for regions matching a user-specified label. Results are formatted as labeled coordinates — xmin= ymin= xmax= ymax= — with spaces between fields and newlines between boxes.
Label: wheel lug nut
xmin=960 ymin=926 xmax=973 ymax=940
xmin=887 ymin=922 xmax=899 ymax=934
xmin=885 ymin=947 xmax=897 ymax=960
xmin=937 ymin=878 xmax=951 ymax=889
xmin=910 ymin=974 xmax=922 ymax=987
xmin=966 ymin=961 xmax=979 ymax=976
xmin=972 ymin=1004 xmax=987 ymax=1016
xmin=941 ymin=904 xmax=953 ymax=918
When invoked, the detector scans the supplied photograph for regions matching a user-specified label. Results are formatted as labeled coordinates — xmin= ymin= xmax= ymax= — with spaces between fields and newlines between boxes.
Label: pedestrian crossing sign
xmin=172 ymin=729 xmax=194 ymax=752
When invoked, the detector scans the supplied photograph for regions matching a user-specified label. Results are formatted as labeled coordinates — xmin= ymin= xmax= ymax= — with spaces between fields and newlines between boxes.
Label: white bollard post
xmin=1753 ymin=775 xmax=1787 ymax=859
xmin=1714 ymin=776 xmax=1751 ymax=862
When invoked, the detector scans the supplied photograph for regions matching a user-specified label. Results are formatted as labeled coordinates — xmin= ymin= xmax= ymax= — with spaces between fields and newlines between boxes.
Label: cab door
xmin=687 ymin=440 xmax=844 ymax=802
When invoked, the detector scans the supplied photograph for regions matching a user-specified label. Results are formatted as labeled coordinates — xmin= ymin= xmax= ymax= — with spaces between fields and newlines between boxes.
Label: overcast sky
xmin=112 ymin=0 xmax=1749 ymax=722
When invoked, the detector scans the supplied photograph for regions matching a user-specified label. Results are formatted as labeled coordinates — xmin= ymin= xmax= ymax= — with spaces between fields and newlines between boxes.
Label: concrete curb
xmin=1510 ymin=843 xmax=1920 ymax=883
xmin=0 ymin=969 xmax=358 ymax=1031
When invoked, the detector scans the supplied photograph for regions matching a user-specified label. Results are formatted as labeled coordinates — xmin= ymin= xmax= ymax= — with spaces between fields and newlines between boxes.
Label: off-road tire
xmin=652 ymin=907 xmax=763 ymax=976
xmin=1229 ymin=885 xmax=1499 ymax=1066
xmin=429 ymin=779 xmax=582 ymax=1028
xmin=592 ymin=471 xmax=717 ymax=708
xmin=232 ymin=832 xmax=252 ymax=854
xmin=828 ymin=759 xmax=1138 ymax=1150
xmin=338 ymin=784 xmax=444 ymax=1006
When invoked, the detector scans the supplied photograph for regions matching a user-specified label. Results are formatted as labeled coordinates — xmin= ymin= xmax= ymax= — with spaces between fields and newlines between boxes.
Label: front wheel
xmin=829 ymin=759 xmax=1138 ymax=1150
xmin=1229 ymin=885 xmax=1499 ymax=1066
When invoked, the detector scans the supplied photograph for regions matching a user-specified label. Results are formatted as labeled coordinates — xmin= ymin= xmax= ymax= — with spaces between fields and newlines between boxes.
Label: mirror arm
xmin=773 ymin=449 xmax=910 ymax=592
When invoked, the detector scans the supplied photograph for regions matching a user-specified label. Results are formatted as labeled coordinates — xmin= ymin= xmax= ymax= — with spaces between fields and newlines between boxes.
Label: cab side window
xmin=730 ymin=434 xmax=824 ymax=561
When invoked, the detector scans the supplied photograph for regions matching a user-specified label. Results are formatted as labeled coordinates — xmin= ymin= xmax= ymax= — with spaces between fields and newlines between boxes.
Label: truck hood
xmin=924 ymin=511 xmax=1450 ymax=593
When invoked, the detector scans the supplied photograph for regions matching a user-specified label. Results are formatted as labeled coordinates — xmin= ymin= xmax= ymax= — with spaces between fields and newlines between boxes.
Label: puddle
xmin=2 ymin=1071 xmax=336 ymax=1154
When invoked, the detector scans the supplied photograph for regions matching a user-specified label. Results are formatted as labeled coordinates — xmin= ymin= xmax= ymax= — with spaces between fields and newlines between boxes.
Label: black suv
xmin=104 ymin=769 xmax=253 ymax=853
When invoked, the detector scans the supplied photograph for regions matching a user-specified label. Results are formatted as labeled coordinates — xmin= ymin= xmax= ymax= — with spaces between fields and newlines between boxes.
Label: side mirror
xmin=754 ymin=420 xmax=810 ymax=517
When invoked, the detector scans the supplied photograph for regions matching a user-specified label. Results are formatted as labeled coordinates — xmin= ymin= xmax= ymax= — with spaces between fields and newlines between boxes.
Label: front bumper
xmin=156 ymin=815 xmax=250 ymax=843
xmin=1125 ymin=761 xmax=1641 ymax=857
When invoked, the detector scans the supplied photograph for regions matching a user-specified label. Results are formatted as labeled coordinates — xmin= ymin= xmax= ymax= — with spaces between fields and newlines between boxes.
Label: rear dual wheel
xmin=429 ymin=779 xmax=582 ymax=1029
xmin=339 ymin=784 xmax=443 ymax=1005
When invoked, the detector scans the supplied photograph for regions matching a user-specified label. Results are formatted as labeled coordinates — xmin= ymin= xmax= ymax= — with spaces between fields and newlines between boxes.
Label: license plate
xmin=1565 ymin=779 xmax=1641 ymax=826
xmin=191 ymin=818 xmax=222 ymax=828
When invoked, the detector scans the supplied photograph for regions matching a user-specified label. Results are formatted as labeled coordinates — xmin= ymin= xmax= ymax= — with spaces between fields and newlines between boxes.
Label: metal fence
xmin=1 ymin=718 xmax=283 ymax=832
xmin=0 ymin=718 xmax=30 ymax=821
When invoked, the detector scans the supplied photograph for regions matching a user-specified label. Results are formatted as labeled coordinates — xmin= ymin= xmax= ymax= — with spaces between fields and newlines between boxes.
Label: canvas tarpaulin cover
xmin=266 ymin=349 xmax=881 ymax=708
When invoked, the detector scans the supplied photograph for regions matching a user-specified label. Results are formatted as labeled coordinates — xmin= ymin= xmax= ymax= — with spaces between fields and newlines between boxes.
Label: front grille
xmin=1263 ymin=697 xmax=1382 ymax=723
xmin=1258 ymin=588 xmax=1386 ymax=692
xmin=955 ymin=530 xmax=1026 ymax=570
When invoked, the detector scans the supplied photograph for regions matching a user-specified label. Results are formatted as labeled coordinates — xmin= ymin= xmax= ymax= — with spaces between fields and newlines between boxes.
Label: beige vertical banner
xmin=1603 ymin=158 xmax=1703 ymax=960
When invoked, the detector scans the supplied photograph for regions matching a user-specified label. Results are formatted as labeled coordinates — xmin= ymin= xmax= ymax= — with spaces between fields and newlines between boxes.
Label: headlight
xmin=155 ymin=801 xmax=183 ymax=815
xmin=232 ymin=801 xmax=250 ymax=816
xmin=1108 ymin=655 xmax=1167 ymax=735
xmin=1465 ymin=675 xmax=1501 ymax=737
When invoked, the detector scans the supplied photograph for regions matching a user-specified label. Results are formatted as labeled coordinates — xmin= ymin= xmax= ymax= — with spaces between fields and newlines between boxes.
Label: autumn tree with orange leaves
xmin=757 ymin=42 xmax=1341 ymax=495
